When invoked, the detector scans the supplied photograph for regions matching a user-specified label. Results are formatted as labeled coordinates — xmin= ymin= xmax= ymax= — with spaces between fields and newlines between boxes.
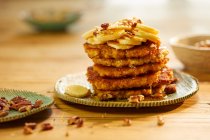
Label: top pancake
xmin=84 ymin=41 xmax=158 ymax=59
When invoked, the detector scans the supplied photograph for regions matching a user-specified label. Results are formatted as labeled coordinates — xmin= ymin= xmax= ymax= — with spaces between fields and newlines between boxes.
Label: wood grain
xmin=0 ymin=0 xmax=210 ymax=140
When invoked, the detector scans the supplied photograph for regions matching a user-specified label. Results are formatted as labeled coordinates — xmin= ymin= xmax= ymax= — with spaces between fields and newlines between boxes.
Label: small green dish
xmin=22 ymin=10 xmax=81 ymax=31
xmin=54 ymin=70 xmax=199 ymax=108
xmin=0 ymin=89 xmax=54 ymax=123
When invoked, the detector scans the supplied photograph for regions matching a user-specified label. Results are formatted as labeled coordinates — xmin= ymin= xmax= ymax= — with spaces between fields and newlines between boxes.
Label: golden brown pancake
xmin=87 ymin=67 xmax=160 ymax=90
xmin=84 ymin=41 xmax=158 ymax=59
xmin=93 ymin=85 xmax=169 ymax=101
xmin=91 ymin=48 xmax=168 ymax=67
xmin=93 ymin=59 xmax=168 ymax=78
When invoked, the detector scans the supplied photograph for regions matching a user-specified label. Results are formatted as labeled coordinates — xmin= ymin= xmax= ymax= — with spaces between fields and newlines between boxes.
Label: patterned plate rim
xmin=54 ymin=70 xmax=199 ymax=108
xmin=0 ymin=89 xmax=54 ymax=123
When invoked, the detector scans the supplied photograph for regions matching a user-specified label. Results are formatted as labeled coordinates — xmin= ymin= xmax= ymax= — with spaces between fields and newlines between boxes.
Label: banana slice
xmin=117 ymin=36 xmax=146 ymax=45
xmin=133 ymin=30 xmax=160 ymax=44
xmin=87 ymin=29 xmax=126 ymax=45
xmin=65 ymin=85 xmax=90 ymax=98
xmin=107 ymin=41 xmax=134 ymax=50
xmin=136 ymin=24 xmax=159 ymax=35
xmin=82 ymin=29 xmax=96 ymax=39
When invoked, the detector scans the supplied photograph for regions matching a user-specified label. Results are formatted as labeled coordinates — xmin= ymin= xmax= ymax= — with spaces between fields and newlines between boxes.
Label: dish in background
xmin=20 ymin=9 xmax=81 ymax=31
xmin=170 ymin=34 xmax=210 ymax=73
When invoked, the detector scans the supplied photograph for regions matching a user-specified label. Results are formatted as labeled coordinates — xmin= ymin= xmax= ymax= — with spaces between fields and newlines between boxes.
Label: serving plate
xmin=0 ymin=89 xmax=54 ymax=123
xmin=55 ymin=70 xmax=198 ymax=107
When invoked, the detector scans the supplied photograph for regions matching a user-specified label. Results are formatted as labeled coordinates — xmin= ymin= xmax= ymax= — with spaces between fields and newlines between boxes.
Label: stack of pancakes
xmin=82 ymin=18 xmax=176 ymax=101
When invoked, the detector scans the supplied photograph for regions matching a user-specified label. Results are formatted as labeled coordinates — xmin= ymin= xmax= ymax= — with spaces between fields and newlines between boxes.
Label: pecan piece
xmin=23 ymin=126 xmax=33 ymax=135
xmin=33 ymin=100 xmax=43 ymax=108
xmin=101 ymin=23 xmax=109 ymax=30
xmin=0 ymin=110 xmax=9 ymax=117
xmin=25 ymin=122 xmax=37 ymax=130
xmin=67 ymin=116 xmax=84 ymax=128
xmin=157 ymin=116 xmax=165 ymax=126
xmin=41 ymin=123 xmax=53 ymax=131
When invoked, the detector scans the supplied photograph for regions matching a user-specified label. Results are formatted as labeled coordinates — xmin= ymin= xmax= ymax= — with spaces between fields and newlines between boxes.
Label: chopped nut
xmin=65 ymin=132 xmax=69 ymax=137
xmin=0 ymin=110 xmax=9 ymax=117
xmin=23 ymin=126 xmax=33 ymax=135
xmin=41 ymin=123 xmax=53 ymax=131
xmin=131 ymin=22 xmax=137 ymax=28
xmin=67 ymin=116 xmax=80 ymax=125
xmin=75 ymin=118 xmax=84 ymax=128
xmin=33 ymin=100 xmax=43 ymax=108
xmin=128 ymin=95 xmax=144 ymax=103
xmin=157 ymin=116 xmax=165 ymax=126
xmin=164 ymin=84 xmax=176 ymax=94
xmin=18 ymin=105 xmax=32 ymax=112
xmin=18 ymin=106 xmax=27 ymax=112
xmin=25 ymin=122 xmax=37 ymax=130
xmin=67 ymin=116 xmax=84 ymax=128
xmin=123 ymin=118 xmax=132 ymax=126
xmin=101 ymin=23 xmax=109 ymax=30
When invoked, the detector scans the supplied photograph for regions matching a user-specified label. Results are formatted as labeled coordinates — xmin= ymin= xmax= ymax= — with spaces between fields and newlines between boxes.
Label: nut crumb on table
xmin=157 ymin=115 xmax=165 ymax=126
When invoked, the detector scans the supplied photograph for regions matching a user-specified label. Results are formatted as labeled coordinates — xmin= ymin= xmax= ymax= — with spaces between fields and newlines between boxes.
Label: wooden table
xmin=1 ymin=0 xmax=210 ymax=139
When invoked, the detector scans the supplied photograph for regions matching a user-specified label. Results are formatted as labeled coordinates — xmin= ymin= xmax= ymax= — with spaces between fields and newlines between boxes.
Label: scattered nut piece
xmin=128 ymin=95 xmax=144 ymax=103
xmin=41 ymin=123 xmax=53 ymax=131
xmin=67 ymin=116 xmax=84 ymax=128
xmin=23 ymin=126 xmax=33 ymax=135
xmin=0 ymin=110 xmax=9 ymax=117
xmin=157 ymin=116 xmax=165 ymax=126
xmin=101 ymin=23 xmax=109 ymax=30
xmin=25 ymin=122 xmax=37 ymax=130
xmin=65 ymin=85 xmax=90 ymax=98
xmin=76 ymin=118 xmax=84 ymax=128
xmin=65 ymin=132 xmax=69 ymax=137
xmin=67 ymin=116 xmax=80 ymax=125
xmin=123 ymin=118 xmax=132 ymax=126
xmin=33 ymin=100 xmax=43 ymax=108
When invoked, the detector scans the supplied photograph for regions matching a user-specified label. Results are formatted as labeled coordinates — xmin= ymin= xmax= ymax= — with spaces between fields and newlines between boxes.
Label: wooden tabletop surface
xmin=1 ymin=0 xmax=210 ymax=140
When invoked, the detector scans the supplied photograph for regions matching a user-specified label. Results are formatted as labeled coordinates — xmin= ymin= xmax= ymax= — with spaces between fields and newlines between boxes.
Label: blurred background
xmin=0 ymin=0 xmax=210 ymax=90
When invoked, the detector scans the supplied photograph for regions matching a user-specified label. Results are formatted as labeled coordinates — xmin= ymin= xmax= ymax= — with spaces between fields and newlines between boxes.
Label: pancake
xmin=93 ymin=59 xmax=168 ymax=78
xmin=93 ymin=85 xmax=169 ymax=101
xmin=84 ymin=41 xmax=158 ymax=59
xmin=91 ymin=48 xmax=168 ymax=67
xmin=87 ymin=67 xmax=160 ymax=90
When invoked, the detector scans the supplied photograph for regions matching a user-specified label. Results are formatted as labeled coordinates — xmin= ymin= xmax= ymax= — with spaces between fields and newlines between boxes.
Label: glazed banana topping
xmin=82 ymin=18 xmax=160 ymax=49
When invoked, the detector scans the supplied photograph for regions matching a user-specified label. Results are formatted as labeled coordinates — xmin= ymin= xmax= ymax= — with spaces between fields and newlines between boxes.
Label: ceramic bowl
xmin=21 ymin=9 xmax=81 ymax=31
xmin=170 ymin=34 xmax=210 ymax=73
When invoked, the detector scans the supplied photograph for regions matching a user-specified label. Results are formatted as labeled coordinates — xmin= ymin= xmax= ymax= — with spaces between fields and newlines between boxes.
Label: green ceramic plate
xmin=0 ymin=89 xmax=54 ymax=123
xmin=55 ymin=70 xmax=199 ymax=107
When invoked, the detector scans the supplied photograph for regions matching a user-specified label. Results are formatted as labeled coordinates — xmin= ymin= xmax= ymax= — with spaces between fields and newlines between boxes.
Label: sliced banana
xmin=117 ymin=36 xmax=146 ymax=45
xmin=107 ymin=41 xmax=134 ymax=50
xmin=133 ymin=30 xmax=160 ymax=44
xmin=136 ymin=23 xmax=159 ymax=35
xmin=82 ymin=29 xmax=96 ymax=39
xmin=65 ymin=85 xmax=90 ymax=98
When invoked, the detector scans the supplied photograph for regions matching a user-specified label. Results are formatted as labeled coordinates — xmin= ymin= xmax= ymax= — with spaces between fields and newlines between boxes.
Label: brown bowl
xmin=170 ymin=34 xmax=210 ymax=73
